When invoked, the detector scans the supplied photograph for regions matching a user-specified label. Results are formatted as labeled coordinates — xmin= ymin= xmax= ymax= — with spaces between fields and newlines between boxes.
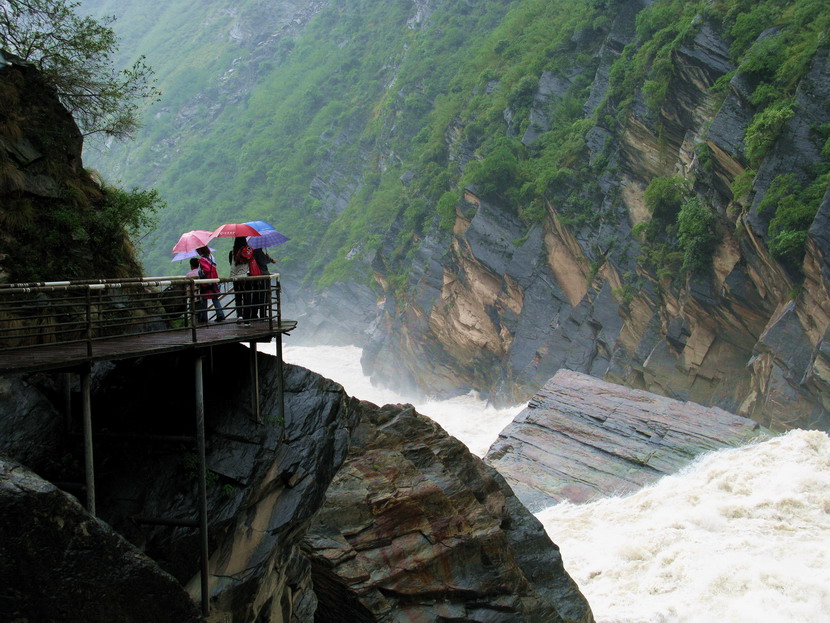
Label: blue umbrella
xmin=244 ymin=220 xmax=290 ymax=249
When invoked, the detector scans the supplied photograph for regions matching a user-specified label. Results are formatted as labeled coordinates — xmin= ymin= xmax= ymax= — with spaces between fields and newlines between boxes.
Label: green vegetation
xmin=1 ymin=0 xmax=159 ymax=137
xmin=635 ymin=177 xmax=719 ymax=279
xmin=80 ymin=0 xmax=830 ymax=293
xmin=603 ymin=0 xmax=829 ymax=280
xmin=84 ymin=0 xmax=611 ymax=282
xmin=744 ymin=101 xmax=795 ymax=165
xmin=677 ymin=197 xmax=718 ymax=273
xmin=760 ymin=172 xmax=828 ymax=273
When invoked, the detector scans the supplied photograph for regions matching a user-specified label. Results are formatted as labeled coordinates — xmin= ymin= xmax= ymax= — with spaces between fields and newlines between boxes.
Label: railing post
xmin=276 ymin=276 xmax=282 ymax=327
xmin=194 ymin=355 xmax=210 ymax=616
xmin=189 ymin=281 xmax=198 ymax=343
xmin=267 ymin=276 xmax=275 ymax=332
xmin=85 ymin=286 xmax=93 ymax=357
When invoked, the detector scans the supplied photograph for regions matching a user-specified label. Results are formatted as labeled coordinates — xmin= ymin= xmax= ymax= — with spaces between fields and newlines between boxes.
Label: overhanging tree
xmin=0 ymin=0 xmax=159 ymax=137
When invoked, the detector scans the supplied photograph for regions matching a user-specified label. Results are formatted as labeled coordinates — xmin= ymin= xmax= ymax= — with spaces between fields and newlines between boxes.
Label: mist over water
xmin=260 ymin=343 xmax=830 ymax=622
xmin=260 ymin=343 xmax=521 ymax=457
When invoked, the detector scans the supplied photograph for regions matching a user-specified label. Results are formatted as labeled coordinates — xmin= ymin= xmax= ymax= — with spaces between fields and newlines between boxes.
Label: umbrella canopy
xmin=171 ymin=247 xmax=215 ymax=262
xmin=211 ymin=223 xmax=261 ymax=238
xmin=171 ymin=230 xmax=213 ymax=254
xmin=244 ymin=220 xmax=290 ymax=249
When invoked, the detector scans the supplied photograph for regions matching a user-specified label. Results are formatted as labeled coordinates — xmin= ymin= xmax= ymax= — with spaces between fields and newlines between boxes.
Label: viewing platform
xmin=0 ymin=273 xmax=296 ymax=616
xmin=0 ymin=274 xmax=296 ymax=375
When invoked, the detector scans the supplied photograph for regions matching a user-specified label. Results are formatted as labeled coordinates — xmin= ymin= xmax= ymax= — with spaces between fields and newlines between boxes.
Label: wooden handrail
xmin=0 ymin=274 xmax=283 ymax=356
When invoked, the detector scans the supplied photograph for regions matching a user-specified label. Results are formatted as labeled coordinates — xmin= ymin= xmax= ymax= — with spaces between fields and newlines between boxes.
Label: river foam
xmin=538 ymin=429 xmax=830 ymax=623
xmin=260 ymin=342 xmax=830 ymax=622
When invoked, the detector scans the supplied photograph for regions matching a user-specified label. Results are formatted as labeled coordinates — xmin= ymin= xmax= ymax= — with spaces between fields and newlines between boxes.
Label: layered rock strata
xmin=304 ymin=402 xmax=594 ymax=623
xmin=361 ymin=5 xmax=830 ymax=433
xmin=485 ymin=370 xmax=769 ymax=511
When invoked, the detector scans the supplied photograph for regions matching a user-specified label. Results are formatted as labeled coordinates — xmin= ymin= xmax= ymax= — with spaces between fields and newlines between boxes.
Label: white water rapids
xmin=260 ymin=343 xmax=830 ymax=623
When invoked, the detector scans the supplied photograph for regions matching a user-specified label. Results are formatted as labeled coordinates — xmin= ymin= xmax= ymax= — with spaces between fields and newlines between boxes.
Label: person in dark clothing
xmin=252 ymin=248 xmax=277 ymax=319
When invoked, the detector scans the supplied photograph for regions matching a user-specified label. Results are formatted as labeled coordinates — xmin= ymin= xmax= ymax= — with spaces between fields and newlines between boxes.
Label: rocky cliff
xmin=0 ymin=456 xmax=202 ymax=623
xmin=304 ymin=402 xmax=593 ymax=623
xmin=0 ymin=54 xmax=143 ymax=283
xmin=361 ymin=0 xmax=830 ymax=432
xmin=0 ymin=345 xmax=592 ymax=622
xmin=76 ymin=0 xmax=830 ymax=431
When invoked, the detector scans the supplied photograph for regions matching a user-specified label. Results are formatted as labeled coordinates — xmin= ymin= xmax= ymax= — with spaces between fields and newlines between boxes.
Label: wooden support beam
xmin=276 ymin=334 xmax=285 ymax=439
xmin=194 ymin=356 xmax=210 ymax=617
xmin=63 ymin=372 xmax=72 ymax=434
xmin=250 ymin=342 xmax=260 ymax=423
xmin=81 ymin=366 xmax=95 ymax=515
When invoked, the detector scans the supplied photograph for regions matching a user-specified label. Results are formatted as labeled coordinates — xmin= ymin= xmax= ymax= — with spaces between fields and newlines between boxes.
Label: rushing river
xmin=260 ymin=343 xmax=830 ymax=623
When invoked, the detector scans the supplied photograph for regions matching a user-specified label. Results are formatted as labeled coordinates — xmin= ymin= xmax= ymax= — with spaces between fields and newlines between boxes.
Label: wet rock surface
xmin=304 ymin=402 xmax=594 ymax=623
xmin=0 ymin=344 xmax=595 ymax=622
xmin=486 ymin=370 xmax=769 ymax=511
xmin=89 ymin=344 xmax=363 ymax=622
xmin=0 ymin=456 xmax=201 ymax=623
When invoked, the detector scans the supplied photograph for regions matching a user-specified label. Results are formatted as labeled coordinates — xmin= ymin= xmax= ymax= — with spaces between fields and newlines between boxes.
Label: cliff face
xmin=361 ymin=3 xmax=830 ymax=431
xmin=0 ymin=55 xmax=143 ymax=283
xmin=0 ymin=345 xmax=591 ymax=621
xmin=76 ymin=0 xmax=830 ymax=430
xmin=304 ymin=403 xmax=593 ymax=623
xmin=0 ymin=457 xmax=202 ymax=623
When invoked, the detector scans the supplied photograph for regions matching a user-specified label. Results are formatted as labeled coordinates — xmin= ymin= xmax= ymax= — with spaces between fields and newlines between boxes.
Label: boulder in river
xmin=486 ymin=370 xmax=770 ymax=510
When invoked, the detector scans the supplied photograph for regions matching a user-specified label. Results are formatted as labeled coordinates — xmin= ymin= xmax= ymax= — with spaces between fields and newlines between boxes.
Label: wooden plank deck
xmin=0 ymin=319 xmax=298 ymax=375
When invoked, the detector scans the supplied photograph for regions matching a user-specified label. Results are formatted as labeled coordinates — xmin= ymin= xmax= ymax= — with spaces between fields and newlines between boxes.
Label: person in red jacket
xmin=196 ymin=246 xmax=226 ymax=322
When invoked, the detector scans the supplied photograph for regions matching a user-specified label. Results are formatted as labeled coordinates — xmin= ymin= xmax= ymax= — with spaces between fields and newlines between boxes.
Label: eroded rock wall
xmin=0 ymin=343 xmax=593 ymax=622
xmin=304 ymin=402 xmax=594 ymax=623
xmin=0 ymin=456 xmax=202 ymax=623
xmin=362 ymin=5 xmax=830 ymax=431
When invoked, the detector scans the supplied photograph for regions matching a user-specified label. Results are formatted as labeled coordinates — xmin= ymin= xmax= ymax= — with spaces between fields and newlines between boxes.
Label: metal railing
xmin=0 ymin=274 xmax=283 ymax=356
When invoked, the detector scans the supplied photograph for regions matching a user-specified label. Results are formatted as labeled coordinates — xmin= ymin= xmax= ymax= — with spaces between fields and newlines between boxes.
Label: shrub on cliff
xmin=677 ymin=197 xmax=718 ymax=274
xmin=0 ymin=0 xmax=159 ymax=137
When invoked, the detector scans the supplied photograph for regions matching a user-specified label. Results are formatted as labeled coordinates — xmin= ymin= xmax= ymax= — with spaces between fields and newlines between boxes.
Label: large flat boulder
xmin=486 ymin=370 xmax=769 ymax=510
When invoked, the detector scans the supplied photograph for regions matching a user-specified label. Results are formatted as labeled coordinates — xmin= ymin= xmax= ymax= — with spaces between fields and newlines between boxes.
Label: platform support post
xmin=195 ymin=355 xmax=210 ymax=617
xmin=81 ymin=366 xmax=95 ymax=515
xmin=276 ymin=333 xmax=284 ymax=436
xmin=63 ymin=372 xmax=72 ymax=433
xmin=250 ymin=342 xmax=260 ymax=423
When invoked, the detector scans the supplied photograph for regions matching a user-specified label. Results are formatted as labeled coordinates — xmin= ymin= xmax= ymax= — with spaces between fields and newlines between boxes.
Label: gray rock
xmin=486 ymin=370 xmax=768 ymax=511
xmin=0 ymin=374 xmax=64 ymax=469
xmin=0 ymin=456 xmax=201 ymax=623
xmin=304 ymin=403 xmax=594 ymax=623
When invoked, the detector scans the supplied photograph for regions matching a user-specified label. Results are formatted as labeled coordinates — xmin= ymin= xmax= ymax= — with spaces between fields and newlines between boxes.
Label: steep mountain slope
xmin=83 ymin=0 xmax=830 ymax=429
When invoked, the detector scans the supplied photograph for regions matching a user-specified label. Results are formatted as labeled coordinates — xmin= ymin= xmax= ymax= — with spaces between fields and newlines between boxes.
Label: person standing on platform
xmin=228 ymin=237 xmax=259 ymax=325
xmin=196 ymin=246 xmax=226 ymax=322
xmin=185 ymin=257 xmax=207 ymax=323
xmin=252 ymin=248 xmax=277 ymax=319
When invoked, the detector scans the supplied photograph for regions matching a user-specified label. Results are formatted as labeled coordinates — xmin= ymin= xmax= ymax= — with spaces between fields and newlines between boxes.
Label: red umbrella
xmin=211 ymin=223 xmax=261 ymax=238
xmin=171 ymin=230 xmax=214 ymax=253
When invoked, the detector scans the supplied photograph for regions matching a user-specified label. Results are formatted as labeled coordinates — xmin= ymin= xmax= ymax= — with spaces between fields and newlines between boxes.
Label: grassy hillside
xmin=83 ymin=0 xmax=829 ymax=287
